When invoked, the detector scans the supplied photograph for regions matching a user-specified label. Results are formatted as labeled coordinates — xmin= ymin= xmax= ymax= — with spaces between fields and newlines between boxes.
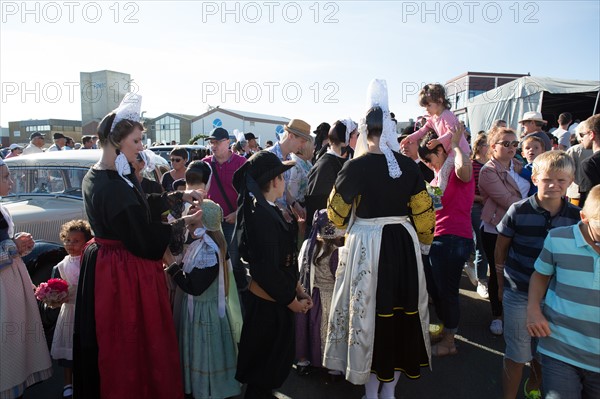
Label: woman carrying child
xmin=401 ymin=83 xmax=471 ymax=193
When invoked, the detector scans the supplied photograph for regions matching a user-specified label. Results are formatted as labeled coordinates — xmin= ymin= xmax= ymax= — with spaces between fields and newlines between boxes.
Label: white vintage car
xmin=1 ymin=149 xmax=167 ymax=245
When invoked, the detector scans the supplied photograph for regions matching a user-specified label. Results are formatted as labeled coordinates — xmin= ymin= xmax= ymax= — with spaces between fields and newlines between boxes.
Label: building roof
xmin=14 ymin=119 xmax=82 ymax=126
xmin=170 ymin=113 xmax=197 ymax=120
xmin=446 ymin=71 xmax=529 ymax=83
xmin=147 ymin=112 xmax=197 ymax=123
xmin=191 ymin=107 xmax=289 ymax=124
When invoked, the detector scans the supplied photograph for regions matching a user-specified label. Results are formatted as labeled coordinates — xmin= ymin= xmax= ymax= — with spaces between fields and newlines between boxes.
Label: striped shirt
xmin=497 ymin=196 xmax=581 ymax=293
xmin=472 ymin=160 xmax=484 ymax=196
xmin=534 ymin=223 xmax=600 ymax=373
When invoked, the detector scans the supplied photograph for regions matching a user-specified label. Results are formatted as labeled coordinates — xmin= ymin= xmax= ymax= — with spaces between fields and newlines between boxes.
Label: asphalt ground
xmin=26 ymin=271 xmax=532 ymax=399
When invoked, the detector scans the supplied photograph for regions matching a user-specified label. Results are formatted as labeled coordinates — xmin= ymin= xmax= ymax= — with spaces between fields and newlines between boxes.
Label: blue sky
xmin=1 ymin=1 xmax=599 ymax=130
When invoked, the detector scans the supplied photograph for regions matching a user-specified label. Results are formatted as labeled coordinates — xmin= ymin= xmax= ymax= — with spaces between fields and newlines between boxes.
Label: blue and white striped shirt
xmin=497 ymin=195 xmax=581 ymax=293
xmin=535 ymin=223 xmax=600 ymax=373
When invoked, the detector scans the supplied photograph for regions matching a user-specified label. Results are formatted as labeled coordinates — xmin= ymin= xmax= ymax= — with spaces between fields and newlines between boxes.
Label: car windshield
xmin=6 ymin=166 xmax=89 ymax=197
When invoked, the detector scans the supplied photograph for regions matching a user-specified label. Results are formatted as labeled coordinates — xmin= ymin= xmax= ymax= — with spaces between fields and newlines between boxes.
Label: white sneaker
xmin=477 ymin=281 xmax=489 ymax=299
xmin=464 ymin=264 xmax=478 ymax=287
xmin=490 ymin=319 xmax=503 ymax=335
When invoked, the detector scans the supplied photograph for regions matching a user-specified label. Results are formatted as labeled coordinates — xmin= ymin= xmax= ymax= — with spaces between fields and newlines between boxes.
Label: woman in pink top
xmin=478 ymin=128 xmax=530 ymax=336
xmin=417 ymin=126 xmax=474 ymax=357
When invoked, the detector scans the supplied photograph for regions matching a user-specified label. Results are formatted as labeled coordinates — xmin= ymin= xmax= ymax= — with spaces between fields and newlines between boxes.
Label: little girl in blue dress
xmin=165 ymin=160 xmax=242 ymax=399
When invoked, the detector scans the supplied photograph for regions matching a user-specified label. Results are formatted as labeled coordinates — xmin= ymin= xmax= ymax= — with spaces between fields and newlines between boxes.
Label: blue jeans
xmin=428 ymin=235 xmax=473 ymax=333
xmin=470 ymin=203 xmax=488 ymax=281
xmin=542 ymin=354 xmax=600 ymax=399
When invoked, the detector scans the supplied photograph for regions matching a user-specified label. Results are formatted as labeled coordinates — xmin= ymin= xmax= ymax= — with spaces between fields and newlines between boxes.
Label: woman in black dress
xmin=73 ymin=94 xmax=202 ymax=399
xmin=323 ymin=80 xmax=435 ymax=399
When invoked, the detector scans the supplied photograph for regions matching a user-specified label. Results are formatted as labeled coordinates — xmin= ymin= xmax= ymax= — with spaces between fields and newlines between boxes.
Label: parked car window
xmin=7 ymin=166 xmax=89 ymax=198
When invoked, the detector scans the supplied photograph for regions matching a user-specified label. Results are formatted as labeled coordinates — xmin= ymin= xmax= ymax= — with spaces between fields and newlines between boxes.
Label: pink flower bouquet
xmin=35 ymin=278 xmax=69 ymax=308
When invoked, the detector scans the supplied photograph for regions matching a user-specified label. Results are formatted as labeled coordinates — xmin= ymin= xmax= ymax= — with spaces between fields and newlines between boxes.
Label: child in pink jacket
xmin=402 ymin=84 xmax=471 ymax=193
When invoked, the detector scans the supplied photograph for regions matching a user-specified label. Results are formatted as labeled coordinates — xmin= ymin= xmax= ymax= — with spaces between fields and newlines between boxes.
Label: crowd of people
xmin=0 ymin=82 xmax=599 ymax=399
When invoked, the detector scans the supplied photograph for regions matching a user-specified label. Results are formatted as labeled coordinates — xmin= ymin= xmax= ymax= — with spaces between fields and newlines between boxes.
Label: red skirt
xmin=94 ymin=238 xmax=183 ymax=399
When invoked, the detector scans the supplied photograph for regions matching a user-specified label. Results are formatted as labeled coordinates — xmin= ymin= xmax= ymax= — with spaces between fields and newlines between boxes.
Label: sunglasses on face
xmin=579 ymin=131 xmax=592 ymax=139
xmin=170 ymin=158 xmax=183 ymax=163
xmin=496 ymin=140 xmax=519 ymax=148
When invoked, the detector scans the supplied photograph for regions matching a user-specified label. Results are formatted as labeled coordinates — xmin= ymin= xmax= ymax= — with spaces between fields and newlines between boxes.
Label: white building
xmin=191 ymin=107 xmax=289 ymax=145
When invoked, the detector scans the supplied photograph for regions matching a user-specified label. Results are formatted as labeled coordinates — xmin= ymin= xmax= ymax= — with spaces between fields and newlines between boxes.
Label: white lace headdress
xmin=110 ymin=92 xmax=143 ymax=188
xmin=111 ymin=92 xmax=142 ymax=131
xmin=340 ymin=119 xmax=357 ymax=145
xmin=137 ymin=149 xmax=156 ymax=173
xmin=354 ymin=79 xmax=402 ymax=178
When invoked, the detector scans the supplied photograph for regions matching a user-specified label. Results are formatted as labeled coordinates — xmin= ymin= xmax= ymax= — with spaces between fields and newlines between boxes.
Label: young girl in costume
xmin=296 ymin=209 xmax=346 ymax=376
xmin=50 ymin=220 xmax=92 ymax=399
xmin=165 ymin=160 xmax=243 ymax=399
xmin=402 ymin=83 xmax=471 ymax=194
xmin=234 ymin=151 xmax=313 ymax=399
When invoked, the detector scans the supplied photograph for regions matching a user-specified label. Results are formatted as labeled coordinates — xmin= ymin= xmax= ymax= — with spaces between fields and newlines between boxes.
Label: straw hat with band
xmin=284 ymin=119 xmax=312 ymax=141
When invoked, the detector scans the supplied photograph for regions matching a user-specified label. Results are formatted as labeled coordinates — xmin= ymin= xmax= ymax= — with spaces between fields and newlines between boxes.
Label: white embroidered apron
xmin=323 ymin=216 xmax=431 ymax=385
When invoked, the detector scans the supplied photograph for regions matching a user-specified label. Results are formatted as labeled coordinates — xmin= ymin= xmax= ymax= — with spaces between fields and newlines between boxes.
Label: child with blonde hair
xmin=527 ymin=184 xmax=600 ymax=398
xmin=495 ymin=151 xmax=580 ymax=399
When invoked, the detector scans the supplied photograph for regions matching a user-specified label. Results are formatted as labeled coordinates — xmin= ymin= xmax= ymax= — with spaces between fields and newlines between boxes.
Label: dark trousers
xmin=481 ymin=229 xmax=503 ymax=317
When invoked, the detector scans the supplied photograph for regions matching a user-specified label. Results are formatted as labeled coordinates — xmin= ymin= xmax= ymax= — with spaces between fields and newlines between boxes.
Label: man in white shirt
xmin=553 ymin=112 xmax=573 ymax=150
xmin=47 ymin=132 xmax=67 ymax=151
xmin=21 ymin=132 xmax=46 ymax=155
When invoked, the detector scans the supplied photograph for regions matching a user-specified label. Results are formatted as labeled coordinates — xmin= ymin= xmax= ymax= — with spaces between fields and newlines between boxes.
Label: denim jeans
xmin=542 ymin=354 xmax=600 ymax=399
xmin=470 ymin=203 xmax=488 ymax=281
xmin=428 ymin=234 xmax=474 ymax=333
xmin=503 ymin=289 xmax=539 ymax=363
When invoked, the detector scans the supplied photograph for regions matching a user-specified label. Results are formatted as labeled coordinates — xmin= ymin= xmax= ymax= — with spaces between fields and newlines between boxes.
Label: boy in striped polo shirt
xmin=495 ymin=151 xmax=581 ymax=399
xmin=527 ymin=185 xmax=600 ymax=399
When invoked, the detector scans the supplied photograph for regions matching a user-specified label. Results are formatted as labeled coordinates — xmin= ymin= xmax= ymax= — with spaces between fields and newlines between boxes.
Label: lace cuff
xmin=0 ymin=239 xmax=19 ymax=268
